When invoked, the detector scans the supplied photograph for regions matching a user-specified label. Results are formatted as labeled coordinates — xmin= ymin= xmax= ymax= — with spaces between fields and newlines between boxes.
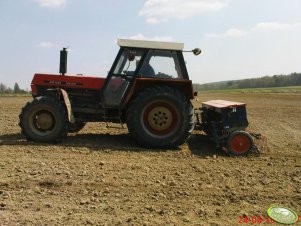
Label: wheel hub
xmin=147 ymin=106 xmax=173 ymax=132
xmin=35 ymin=112 xmax=54 ymax=130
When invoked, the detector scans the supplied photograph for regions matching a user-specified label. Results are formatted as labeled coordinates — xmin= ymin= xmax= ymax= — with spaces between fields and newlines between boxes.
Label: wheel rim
xmin=35 ymin=111 xmax=55 ymax=130
xmin=230 ymin=134 xmax=251 ymax=154
xmin=143 ymin=101 xmax=178 ymax=136
xmin=29 ymin=110 xmax=56 ymax=136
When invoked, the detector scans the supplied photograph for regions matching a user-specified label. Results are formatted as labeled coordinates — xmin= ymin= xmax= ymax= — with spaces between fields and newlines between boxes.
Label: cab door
xmin=102 ymin=48 xmax=144 ymax=108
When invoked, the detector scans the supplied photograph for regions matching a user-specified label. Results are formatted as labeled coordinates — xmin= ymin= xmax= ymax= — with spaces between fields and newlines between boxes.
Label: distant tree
xmin=193 ymin=72 xmax=301 ymax=91
xmin=5 ymin=87 xmax=13 ymax=94
xmin=0 ymin=82 xmax=30 ymax=95
xmin=0 ymin=83 xmax=6 ymax=94
xmin=13 ymin=82 xmax=21 ymax=93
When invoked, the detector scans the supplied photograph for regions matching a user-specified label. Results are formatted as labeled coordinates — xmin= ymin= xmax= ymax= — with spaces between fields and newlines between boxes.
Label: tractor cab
xmin=102 ymin=39 xmax=190 ymax=108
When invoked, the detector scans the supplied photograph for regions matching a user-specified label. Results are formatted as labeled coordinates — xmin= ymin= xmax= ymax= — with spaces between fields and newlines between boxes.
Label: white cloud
xmin=33 ymin=0 xmax=67 ymax=8
xmin=205 ymin=28 xmax=248 ymax=39
xmin=253 ymin=22 xmax=301 ymax=32
xmin=225 ymin=28 xmax=248 ymax=37
xmin=139 ymin=0 xmax=228 ymax=24
xmin=38 ymin=41 xmax=55 ymax=48
xmin=205 ymin=22 xmax=301 ymax=39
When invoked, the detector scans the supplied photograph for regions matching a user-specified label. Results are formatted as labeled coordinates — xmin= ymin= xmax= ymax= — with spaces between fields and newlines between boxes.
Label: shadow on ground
xmin=0 ymin=132 xmax=166 ymax=153
xmin=0 ymin=132 xmax=228 ymax=157
xmin=187 ymin=133 xmax=228 ymax=157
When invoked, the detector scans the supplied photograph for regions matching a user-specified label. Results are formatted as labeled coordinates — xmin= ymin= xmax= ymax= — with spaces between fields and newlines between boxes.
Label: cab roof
xmin=117 ymin=38 xmax=184 ymax=51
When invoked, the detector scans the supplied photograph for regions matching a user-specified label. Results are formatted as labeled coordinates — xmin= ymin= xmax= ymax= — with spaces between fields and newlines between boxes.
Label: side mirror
xmin=183 ymin=48 xmax=202 ymax=56
xmin=192 ymin=48 xmax=202 ymax=56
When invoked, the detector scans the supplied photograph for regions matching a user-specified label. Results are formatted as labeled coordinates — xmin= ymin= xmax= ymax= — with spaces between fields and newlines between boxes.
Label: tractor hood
xmin=31 ymin=73 xmax=106 ymax=95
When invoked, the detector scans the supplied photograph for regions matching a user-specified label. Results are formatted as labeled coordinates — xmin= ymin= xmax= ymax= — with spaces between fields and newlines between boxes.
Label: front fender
xmin=59 ymin=89 xmax=75 ymax=123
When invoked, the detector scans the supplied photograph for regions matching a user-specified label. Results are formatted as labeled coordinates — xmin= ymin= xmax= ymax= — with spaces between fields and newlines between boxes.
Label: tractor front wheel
xmin=227 ymin=130 xmax=254 ymax=156
xmin=19 ymin=96 xmax=68 ymax=143
xmin=126 ymin=86 xmax=194 ymax=148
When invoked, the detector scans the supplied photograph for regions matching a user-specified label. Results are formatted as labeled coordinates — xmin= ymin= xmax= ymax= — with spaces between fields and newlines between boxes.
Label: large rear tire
xmin=19 ymin=96 xmax=68 ymax=143
xmin=126 ymin=86 xmax=194 ymax=148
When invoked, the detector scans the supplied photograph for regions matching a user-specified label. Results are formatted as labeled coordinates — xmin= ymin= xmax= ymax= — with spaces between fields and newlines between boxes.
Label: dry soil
xmin=0 ymin=93 xmax=300 ymax=225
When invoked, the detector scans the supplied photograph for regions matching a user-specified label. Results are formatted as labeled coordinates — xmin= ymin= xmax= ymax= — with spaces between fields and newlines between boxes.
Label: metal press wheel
xmin=227 ymin=130 xmax=254 ymax=156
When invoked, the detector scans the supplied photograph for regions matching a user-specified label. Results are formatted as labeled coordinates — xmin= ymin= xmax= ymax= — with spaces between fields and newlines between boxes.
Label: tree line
xmin=0 ymin=82 xmax=28 ymax=94
xmin=194 ymin=72 xmax=301 ymax=91
xmin=2 ymin=72 xmax=301 ymax=94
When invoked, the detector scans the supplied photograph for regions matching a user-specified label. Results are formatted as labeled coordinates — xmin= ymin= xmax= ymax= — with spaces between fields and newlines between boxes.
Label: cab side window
xmin=140 ymin=50 xmax=182 ymax=79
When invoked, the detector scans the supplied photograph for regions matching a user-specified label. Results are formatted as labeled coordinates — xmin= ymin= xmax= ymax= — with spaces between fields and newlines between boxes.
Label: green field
xmin=198 ymin=85 xmax=301 ymax=93
xmin=0 ymin=93 xmax=31 ymax=97
xmin=2 ymin=86 xmax=301 ymax=96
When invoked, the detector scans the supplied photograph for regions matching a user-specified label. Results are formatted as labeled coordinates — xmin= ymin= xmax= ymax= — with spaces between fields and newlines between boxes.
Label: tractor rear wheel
xmin=126 ymin=86 xmax=194 ymax=148
xmin=19 ymin=96 xmax=68 ymax=143
xmin=227 ymin=130 xmax=254 ymax=156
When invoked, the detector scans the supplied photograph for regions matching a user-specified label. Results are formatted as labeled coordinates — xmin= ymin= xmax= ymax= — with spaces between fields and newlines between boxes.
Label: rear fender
xmin=123 ymin=78 xmax=194 ymax=107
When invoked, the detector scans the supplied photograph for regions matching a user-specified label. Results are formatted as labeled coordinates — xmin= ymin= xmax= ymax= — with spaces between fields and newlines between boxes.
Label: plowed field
xmin=0 ymin=93 xmax=300 ymax=225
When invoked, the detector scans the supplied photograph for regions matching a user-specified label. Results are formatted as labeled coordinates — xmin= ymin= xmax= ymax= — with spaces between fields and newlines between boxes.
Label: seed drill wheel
xmin=227 ymin=130 xmax=254 ymax=156
xmin=19 ymin=96 xmax=68 ymax=143
xmin=126 ymin=86 xmax=194 ymax=148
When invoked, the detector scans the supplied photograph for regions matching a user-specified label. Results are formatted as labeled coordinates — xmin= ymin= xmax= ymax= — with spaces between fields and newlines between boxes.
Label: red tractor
xmin=19 ymin=39 xmax=257 ymax=155
xmin=19 ymin=39 xmax=200 ymax=148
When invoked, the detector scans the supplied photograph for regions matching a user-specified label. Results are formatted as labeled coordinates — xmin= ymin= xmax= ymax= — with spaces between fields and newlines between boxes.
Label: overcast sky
xmin=1 ymin=0 xmax=301 ymax=89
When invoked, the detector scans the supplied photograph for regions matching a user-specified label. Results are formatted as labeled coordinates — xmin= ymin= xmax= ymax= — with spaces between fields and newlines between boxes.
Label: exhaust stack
xmin=59 ymin=47 xmax=68 ymax=75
